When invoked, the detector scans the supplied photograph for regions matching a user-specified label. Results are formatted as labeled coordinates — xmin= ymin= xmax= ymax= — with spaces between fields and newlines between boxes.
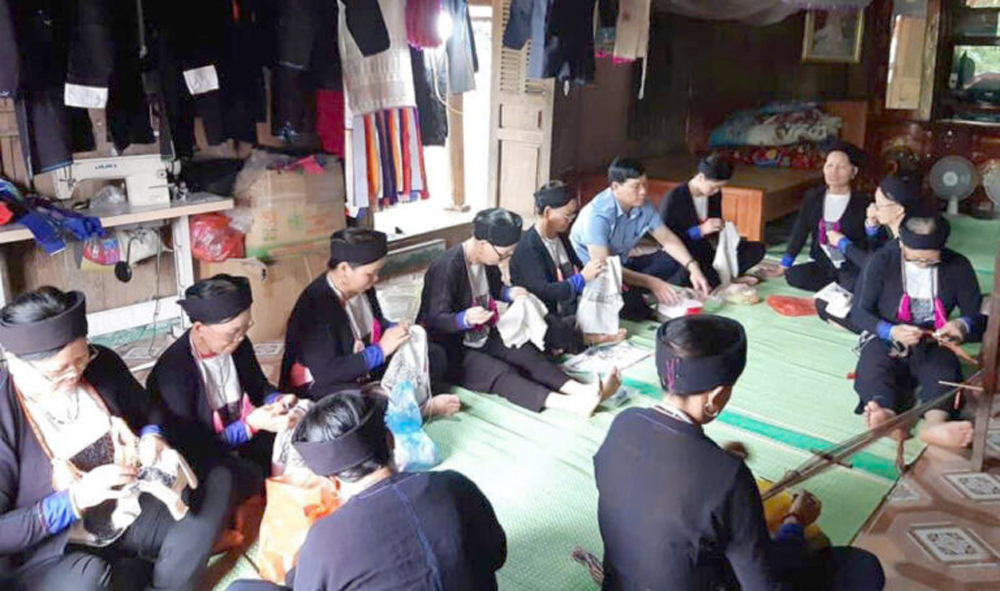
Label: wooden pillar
xmin=448 ymin=93 xmax=469 ymax=212
xmin=971 ymin=247 xmax=1000 ymax=471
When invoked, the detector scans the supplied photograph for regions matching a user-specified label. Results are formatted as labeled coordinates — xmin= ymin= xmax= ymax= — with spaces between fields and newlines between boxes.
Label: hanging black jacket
xmin=0 ymin=347 xmax=152 ymax=573
xmin=280 ymin=275 xmax=390 ymax=398
xmin=509 ymin=226 xmax=583 ymax=315
xmin=850 ymin=241 xmax=985 ymax=341
xmin=146 ymin=332 xmax=279 ymax=473
xmin=504 ymin=0 xmax=612 ymax=84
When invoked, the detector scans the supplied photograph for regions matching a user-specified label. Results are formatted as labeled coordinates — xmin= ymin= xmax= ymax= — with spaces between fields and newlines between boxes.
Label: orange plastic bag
xmin=766 ymin=295 xmax=817 ymax=317
xmin=256 ymin=472 xmax=341 ymax=584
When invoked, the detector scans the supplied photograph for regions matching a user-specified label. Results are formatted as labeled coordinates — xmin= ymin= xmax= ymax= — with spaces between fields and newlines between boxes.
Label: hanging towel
xmin=339 ymin=0 xmax=416 ymax=115
xmin=497 ymin=294 xmax=550 ymax=349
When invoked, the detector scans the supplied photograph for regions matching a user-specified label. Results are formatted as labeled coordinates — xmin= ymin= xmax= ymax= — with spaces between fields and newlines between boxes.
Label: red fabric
xmin=316 ymin=90 xmax=345 ymax=158
xmin=211 ymin=394 xmax=256 ymax=434
xmin=406 ymin=0 xmax=444 ymax=48
xmin=0 ymin=203 xmax=12 ymax=225
xmin=766 ymin=295 xmax=817 ymax=317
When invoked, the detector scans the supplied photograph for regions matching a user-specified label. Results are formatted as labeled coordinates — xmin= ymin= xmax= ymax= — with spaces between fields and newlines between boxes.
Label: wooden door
xmin=487 ymin=0 xmax=554 ymax=219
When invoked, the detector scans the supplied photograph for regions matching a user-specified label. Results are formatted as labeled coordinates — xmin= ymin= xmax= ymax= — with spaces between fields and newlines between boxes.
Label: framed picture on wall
xmin=802 ymin=9 xmax=865 ymax=64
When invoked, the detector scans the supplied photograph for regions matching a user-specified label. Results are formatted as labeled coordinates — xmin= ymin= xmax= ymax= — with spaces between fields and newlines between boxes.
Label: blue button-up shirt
xmin=569 ymin=187 xmax=664 ymax=263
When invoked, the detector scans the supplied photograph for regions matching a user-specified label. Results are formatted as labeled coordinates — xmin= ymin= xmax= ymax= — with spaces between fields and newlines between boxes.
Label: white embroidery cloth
xmin=271 ymin=400 xmax=315 ymax=476
xmin=576 ymin=256 xmax=624 ymax=335
xmin=814 ymin=281 xmax=853 ymax=319
xmin=712 ymin=221 xmax=741 ymax=286
xmin=381 ymin=325 xmax=432 ymax=408
xmin=497 ymin=294 xmax=549 ymax=350
xmin=338 ymin=0 xmax=416 ymax=115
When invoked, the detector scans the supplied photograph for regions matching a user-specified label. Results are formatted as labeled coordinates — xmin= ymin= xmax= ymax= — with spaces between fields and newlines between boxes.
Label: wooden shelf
xmin=0 ymin=195 xmax=234 ymax=245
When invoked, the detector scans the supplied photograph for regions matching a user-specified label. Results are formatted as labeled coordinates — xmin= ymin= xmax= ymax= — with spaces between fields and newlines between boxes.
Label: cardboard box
xmin=236 ymin=160 xmax=346 ymax=259
xmin=197 ymin=248 xmax=329 ymax=344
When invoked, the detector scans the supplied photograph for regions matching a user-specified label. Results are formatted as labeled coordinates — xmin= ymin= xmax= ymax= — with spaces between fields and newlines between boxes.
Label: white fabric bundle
xmin=576 ymin=256 xmax=624 ymax=335
xmin=497 ymin=294 xmax=549 ymax=350
xmin=712 ymin=222 xmax=741 ymax=286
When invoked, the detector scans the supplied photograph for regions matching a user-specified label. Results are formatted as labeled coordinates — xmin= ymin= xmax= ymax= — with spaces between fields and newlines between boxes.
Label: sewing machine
xmin=52 ymin=154 xmax=172 ymax=208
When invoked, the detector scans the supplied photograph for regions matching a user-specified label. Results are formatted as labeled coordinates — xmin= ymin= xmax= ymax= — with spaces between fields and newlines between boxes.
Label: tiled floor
xmin=853 ymin=397 xmax=1000 ymax=591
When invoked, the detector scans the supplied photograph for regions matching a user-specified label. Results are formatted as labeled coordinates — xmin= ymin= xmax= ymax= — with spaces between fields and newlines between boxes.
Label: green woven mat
xmin=422 ymin=389 xmax=893 ymax=591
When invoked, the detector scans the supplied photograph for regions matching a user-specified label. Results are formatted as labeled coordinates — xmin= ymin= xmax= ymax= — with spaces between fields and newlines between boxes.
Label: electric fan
xmin=929 ymin=155 xmax=978 ymax=215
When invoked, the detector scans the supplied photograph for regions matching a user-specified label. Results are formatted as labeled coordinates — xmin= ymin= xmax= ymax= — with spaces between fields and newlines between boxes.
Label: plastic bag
xmin=577 ymin=256 xmax=624 ymax=335
xmin=83 ymin=234 xmax=122 ymax=266
xmin=225 ymin=207 xmax=254 ymax=235
xmin=257 ymin=472 xmax=341 ymax=583
xmin=190 ymin=213 xmax=244 ymax=262
xmin=766 ymin=295 xmax=817 ymax=317
xmin=385 ymin=381 xmax=438 ymax=472
xmin=91 ymin=185 xmax=127 ymax=208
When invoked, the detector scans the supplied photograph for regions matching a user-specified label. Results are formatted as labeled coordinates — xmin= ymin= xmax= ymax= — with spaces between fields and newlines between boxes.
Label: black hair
xmin=292 ymin=391 xmax=386 ymax=482
xmin=659 ymin=315 xmax=742 ymax=360
xmin=534 ymin=180 xmax=571 ymax=214
xmin=183 ymin=274 xmax=247 ymax=325
xmin=472 ymin=207 xmax=523 ymax=246
xmin=328 ymin=228 xmax=385 ymax=270
xmin=903 ymin=215 xmax=938 ymax=236
xmin=607 ymin=156 xmax=645 ymax=185
xmin=0 ymin=287 xmax=76 ymax=361
xmin=698 ymin=153 xmax=734 ymax=181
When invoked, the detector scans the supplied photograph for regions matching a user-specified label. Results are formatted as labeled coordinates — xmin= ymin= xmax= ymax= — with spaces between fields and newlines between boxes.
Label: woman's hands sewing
xmin=699 ymin=218 xmax=724 ymax=237
xmin=826 ymin=229 xmax=846 ymax=248
xmin=464 ymin=306 xmax=495 ymax=327
xmin=581 ymin=258 xmax=606 ymax=282
xmin=247 ymin=401 xmax=296 ymax=434
xmin=783 ymin=491 xmax=822 ymax=527
xmin=934 ymin=320 xmax=967 ymax=345
xmin=380 ymin=323 xmax=412 ymax=356
xmin=507 ymin=287 xmax=529 ymax=300
xmin=70 ymin=464 xmax=139 ymax=511
xmin=891 ymin=324 xmax=924 ymax=347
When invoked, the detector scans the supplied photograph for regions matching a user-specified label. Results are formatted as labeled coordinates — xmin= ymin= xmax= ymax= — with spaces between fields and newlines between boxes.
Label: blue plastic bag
xmin=384 ymin=381 xmax=439 ymax=471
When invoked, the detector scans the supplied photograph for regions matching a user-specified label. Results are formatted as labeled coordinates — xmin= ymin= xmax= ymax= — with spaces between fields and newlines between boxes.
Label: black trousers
xmin=9 ymin=463 xmax=234 ymax=591
xmin=790 ymin=547 xmax=886 ymax=591
xmin=458 ymin=331 xmax=571 ymax=412
xmin=544 ymin=313 xmax=585 ymax=355
xmin=853 ymin=338 xmax=962 ymax=416
xmin=786 ymin=260 xmax=860 ymax=294
xmin=227 ymin=580 xmax=287 ymax=591
xmin=621 ymin=251 xmax=683 ymax=320
xmin=815 ymin=299 xmax=859 ymax=334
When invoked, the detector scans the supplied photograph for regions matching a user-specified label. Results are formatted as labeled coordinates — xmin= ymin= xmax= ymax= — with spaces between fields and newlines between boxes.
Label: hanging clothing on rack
xmin=411 ymin=48 xmax=448 ymax=147
xmin=348 ymin=107 xmax=428 ymax=211
xmin=504 ymin=0 xmax=605 ymax=85
xmin=339 ymin=0 xmax=415 ymax=116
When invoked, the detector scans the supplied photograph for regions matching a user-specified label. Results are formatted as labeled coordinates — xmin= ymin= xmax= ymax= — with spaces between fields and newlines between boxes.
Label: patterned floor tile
xmin=942 ymin=472 xmax=1000 ymax=502
xmin=908 ymin=524 xmax=995 ymax=565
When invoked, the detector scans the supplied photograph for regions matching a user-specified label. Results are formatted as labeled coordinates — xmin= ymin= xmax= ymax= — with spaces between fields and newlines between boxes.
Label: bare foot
xmin=212 ymin=529 xmax=244 ymax=555
xmin=583 ymin=329 xmax=627 ymax=346
xmin=424 ymin=394 xmax=461 ymax=418
xmin=918 ymin=420 xmax=974 ymax=448
xmin=599 ymin=368 xmax=622 ymax=402
xmin=864 ymin=401 xmax=908 ymax=441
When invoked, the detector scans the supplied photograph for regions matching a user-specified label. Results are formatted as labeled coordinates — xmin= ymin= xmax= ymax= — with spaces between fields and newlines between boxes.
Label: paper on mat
xmin=562 ymin=341 xmax=651 ymax=374
xmin=814 ymin=281 xmax=853 ymax=319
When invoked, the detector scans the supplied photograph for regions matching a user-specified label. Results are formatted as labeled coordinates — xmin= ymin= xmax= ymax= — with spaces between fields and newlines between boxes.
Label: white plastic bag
xmin=381 ymin=325 xmax=432 ymax=409
xmin=712 ymin=222 xmax=741 ymax=286
xmin=497 ymin=293 xmax=549 ymax=349
xmin=576 ymin=256 xmax=624 ymax=335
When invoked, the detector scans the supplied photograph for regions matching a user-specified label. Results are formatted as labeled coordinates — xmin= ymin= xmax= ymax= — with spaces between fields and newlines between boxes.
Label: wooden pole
xmin=447 ymin=93 xmax=469 ymax=212
xmin=970 ymin=246 xmax=1000 ymax=471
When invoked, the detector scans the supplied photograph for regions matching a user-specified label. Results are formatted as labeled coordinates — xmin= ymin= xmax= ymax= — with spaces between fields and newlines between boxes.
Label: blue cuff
xmin=501 ymin=286 xmax=513 ymax=303
xmin=569 ymin=273 xmax=586 ymax=294
xmin=457 ymin=311 xmax=470 ymax=330
xmin=42 ymin=491 xmax=77 ymax=534
xmin=265 ymin=392 xmax=281 ymax=405
xmin=865 ymin=224 xmax=880 ymax=237
xmin=877 ymin=321 xmax=895 ymax=341
xmin=363 ymin=344 xmax=385 ymax=371
xmin=140 ymin=425 xmax=163 ymax=438
xmin=223 ymin=420 xmax=252 ymax=447
xmin=837 ymin=236 xmax=852 ymax=253
xmin=776 ymin=522 xmax=805 ymax=542
xmin=384 ymin=321 xmax=397 ymax=329
xmin=687 ymin=225 xmax=702 ymax=240
xmin=781 ymin=254 xmax=795 ymax=268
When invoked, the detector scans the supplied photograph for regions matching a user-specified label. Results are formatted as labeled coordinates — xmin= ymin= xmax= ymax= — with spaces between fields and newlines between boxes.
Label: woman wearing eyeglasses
xmin=850 ymin=215 xmax=985 ymax=449
xmin=509 ymin=181 xmax=622 ymax=355
xmin=147 ymin=275 xmax=297 ymax=495
xmin=0 ymin=287 xmax=232 ymax=590
xmin=418 ymin=207 xmax=620 ymax=417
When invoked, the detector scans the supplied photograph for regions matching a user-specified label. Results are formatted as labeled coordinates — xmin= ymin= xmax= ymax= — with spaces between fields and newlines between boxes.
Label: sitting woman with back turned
xmin=594 ymin=314 xmax=885 ymax=590
xmin=419 ymin=207 xmax=620 ymax=417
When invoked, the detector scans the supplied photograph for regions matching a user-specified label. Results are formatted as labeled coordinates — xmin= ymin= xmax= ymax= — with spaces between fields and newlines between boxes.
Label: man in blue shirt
xmin=570 ymin=157 xmax=711 ymax=311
